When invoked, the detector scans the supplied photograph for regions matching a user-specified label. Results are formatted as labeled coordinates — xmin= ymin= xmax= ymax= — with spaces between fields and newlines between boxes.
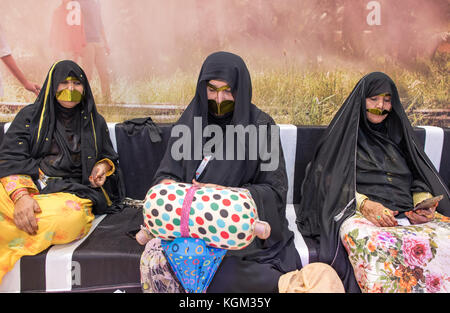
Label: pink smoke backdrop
xmin=0 ymin=0 xmax=448 ymax=121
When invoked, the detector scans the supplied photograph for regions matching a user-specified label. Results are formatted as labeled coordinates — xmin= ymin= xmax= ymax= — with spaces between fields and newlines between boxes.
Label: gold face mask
xmin=366 ymin=93 xmax=391 ymax=115
xmin=56 ymin=77 xmax=83 ymax=102
xmin=208 ymin=99 xmax=235 ymax=115
xmin=366 ymin=108 xmax=391 ymax=116
xmin=207 ymin=82 xmax=235 ymax=115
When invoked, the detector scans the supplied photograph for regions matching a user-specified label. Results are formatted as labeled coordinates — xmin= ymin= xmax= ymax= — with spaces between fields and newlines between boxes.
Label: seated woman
xmin=296 ymin=72 xmax=449 ymax=293
xmin=0 ymin=60 xmax=124 ymax=285
xmin=150 ymin=51 xmax=301 ymax=292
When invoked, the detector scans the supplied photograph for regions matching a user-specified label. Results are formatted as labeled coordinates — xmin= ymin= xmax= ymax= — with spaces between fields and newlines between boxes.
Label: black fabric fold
xmin=122 ymin=117 xmax=162 ymax=143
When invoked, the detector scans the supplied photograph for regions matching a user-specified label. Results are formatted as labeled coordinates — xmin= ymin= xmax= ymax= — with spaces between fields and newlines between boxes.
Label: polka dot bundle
xmin=143 ymin=182 xmax=264 ymax=250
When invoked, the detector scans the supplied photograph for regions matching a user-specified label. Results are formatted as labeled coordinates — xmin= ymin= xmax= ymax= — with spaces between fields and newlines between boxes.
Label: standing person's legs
xmin=80 ymin=43 xmax=96 ymax=82
xmin=93 ymin=43 xmax=111 ymax=103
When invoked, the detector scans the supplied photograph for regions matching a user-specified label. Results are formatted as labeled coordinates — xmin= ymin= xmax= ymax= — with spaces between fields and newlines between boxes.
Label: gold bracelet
xmin=360 ymin=198 xmax=368 ymax=212
xmin=13 ymin=191 xmax=29 ymax=204
xmin=11 ymin=188 xmax=28 ymax=201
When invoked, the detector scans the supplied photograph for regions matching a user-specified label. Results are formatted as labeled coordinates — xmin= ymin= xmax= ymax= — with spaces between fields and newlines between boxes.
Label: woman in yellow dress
xmin=0 ymin=60 xmax=124 ymax=284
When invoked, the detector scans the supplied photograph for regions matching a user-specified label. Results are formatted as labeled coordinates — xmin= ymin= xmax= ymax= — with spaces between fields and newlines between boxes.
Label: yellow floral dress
xmin=0 ymin=175 xmax=94 ymax=285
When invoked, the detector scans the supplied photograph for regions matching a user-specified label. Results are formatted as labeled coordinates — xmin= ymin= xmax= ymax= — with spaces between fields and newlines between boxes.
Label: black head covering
xmin=0 ymin=60 xmax=125 ymax=214
xmin=197 ymin=51 xmax=254 ymax=126
xmin=154 ymin=51 xmax=270 ymax=187
xmin=153 ymin=52 xmax=300 ymax=292
xmin=295 ymin=71 xmax=450 ymax=292
xmin=30 ymin=60 xmax=95 ymax=155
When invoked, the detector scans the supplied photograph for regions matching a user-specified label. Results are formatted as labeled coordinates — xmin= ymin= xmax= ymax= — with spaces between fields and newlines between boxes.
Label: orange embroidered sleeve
xmin=0 ymin=174 xmax=39 ymax=196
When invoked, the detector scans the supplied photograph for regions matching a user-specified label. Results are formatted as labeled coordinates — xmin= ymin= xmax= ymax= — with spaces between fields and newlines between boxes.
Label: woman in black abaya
xmin=152 ymin=51 xmax=301 ymax=292
xmin=0 ymin=60 xmax=124 ymax=285
xmin=295 ymin=72 xmax=450 ymax=293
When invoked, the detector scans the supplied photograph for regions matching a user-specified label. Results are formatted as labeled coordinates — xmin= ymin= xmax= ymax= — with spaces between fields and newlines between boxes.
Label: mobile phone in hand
xmin=414 ymin=195 xmax=443 ymax=211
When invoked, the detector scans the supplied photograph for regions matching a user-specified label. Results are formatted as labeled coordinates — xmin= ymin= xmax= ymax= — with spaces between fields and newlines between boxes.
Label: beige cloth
xmin=279 ymin=262 xmax=345 ymax=293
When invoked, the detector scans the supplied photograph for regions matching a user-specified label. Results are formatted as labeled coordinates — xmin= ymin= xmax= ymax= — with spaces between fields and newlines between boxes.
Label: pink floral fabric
xmin=340 ymin=211 xmax=450 ymax=293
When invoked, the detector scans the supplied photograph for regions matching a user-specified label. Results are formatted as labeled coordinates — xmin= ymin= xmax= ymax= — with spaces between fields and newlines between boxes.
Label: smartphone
xmin=414 ymin=195 xmax=443 ymax=211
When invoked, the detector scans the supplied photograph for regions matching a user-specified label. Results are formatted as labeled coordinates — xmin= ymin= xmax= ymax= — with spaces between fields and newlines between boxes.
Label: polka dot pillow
xmin=143 ymin=182 xmax=261 ymax=250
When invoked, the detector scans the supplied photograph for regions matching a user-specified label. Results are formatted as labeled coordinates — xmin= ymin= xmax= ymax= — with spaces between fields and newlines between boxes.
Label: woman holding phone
xmin=296 ymin=72 xmax=450 ymax=293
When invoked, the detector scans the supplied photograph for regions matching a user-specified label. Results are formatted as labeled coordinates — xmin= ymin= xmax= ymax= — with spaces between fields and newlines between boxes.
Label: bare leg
xmin=93 ymin=43 xmax=111 ymax=103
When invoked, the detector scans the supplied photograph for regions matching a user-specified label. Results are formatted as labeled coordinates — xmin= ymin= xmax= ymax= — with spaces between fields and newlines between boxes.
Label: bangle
xmin=360 ymin=198 xmax=368 ymax=212
xmin=12 ymin=190 xmax=29 ymax=202
xmin=11 ymin=188 xmax=28 ymax=202
xmin=12 ymin=190 xmax=30 ymax=204
xmin=14 ymin=192 xmax=29 ymax=204
xmin=11 ymin=188 xmax=30 ymax=204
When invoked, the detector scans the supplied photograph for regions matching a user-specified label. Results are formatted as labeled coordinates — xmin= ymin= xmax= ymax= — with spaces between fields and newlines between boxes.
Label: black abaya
xmin=153 ymin=52 xmax=301 ymax=292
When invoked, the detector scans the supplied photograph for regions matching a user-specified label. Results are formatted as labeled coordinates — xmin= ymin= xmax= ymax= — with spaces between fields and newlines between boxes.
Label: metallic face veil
xmin=55 ymin=76 xmax=84 ymax=103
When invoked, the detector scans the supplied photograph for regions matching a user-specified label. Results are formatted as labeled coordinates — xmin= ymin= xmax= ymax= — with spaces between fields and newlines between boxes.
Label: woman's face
xmin=207 ymin=80 xmax=234 ymax=103
xmin=365 ymin=94 xmax=392 ymax=124
xmin=56 ymin=78 xmax=84 ymax=109
xmin=207 ymin=79 xmax=235 ymax=116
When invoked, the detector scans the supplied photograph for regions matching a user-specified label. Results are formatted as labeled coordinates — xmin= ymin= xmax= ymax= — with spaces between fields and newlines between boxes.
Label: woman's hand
xmin=405 ymin=202 xmax=437 ymax=225
xmin=159 ymin=178 xmax=176 ymax=184
xmin=360 ymin=199 xmax=399 ymax=227
xmin=158 ymin=178 xmax=226 ymax=189
xmin=89 ymin=161 xmax=111 ymax=188
xmin=13 ymin=195 xmax=41 ymax=235
xmin=23 ymin=81 xmax=41 ymax=96
xmin=192 ymin=179 xmax=225 ymax=189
